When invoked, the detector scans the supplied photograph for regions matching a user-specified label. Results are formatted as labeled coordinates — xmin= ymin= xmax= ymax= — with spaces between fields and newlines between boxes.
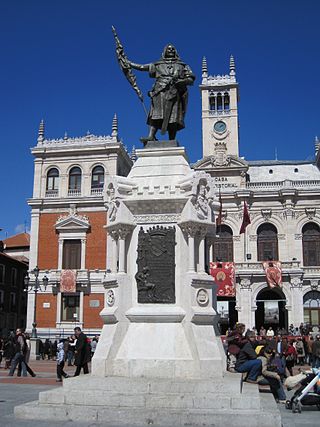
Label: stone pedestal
xmin=29 ymin=337 xmax=40 ymax=361
xmin=15 ymin=376 xmax=280 ymax=427
xmin=15 ymin=142 xmax=281 ymax=426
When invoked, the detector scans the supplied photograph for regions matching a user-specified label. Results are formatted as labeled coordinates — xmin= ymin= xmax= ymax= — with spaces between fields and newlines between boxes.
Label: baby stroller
xmin=284 ymin=368 xmax=320 ymax=413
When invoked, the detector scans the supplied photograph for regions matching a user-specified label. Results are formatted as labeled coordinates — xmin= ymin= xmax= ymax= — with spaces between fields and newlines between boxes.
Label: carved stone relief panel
xmin=136 ymin=226 xmax=176 ymax=304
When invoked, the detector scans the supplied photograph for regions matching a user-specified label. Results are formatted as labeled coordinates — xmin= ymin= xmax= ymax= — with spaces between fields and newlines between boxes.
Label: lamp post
xmin=24 ymin=266 xmax=49 ymax=338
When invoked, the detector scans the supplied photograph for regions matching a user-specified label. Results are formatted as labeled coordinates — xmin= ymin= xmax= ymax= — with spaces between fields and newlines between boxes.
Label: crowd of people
xmin=225 ymin=323 xmax=320 ymax=404
xmin=0 ymin=328 xmax=100 ymax=382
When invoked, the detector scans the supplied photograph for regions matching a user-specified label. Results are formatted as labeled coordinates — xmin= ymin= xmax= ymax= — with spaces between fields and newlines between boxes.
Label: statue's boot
xmin=140 ymin=126 xmax=158 ymax=145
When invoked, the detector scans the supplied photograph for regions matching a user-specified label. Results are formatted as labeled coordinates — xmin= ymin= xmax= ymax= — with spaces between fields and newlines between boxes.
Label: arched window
xmin=46 ymin=168 xmax=59 ymax=197
xmin=213 ymin=225 xmax=234 ymax=262
xmin=68 ymin=167 xmax=82 ymax=195
xmin=224 ymin=93 xmax=230 ymax=111
xmin=209 ymin=95 xmax=216 ymax=111
xmin=217 ymin=93 xmax=223 ymax=111
xmin=303 ymin=290 xmax=320 ymax=326
xmin=302 ymin=222 xmax=320 ymax=266
xmin=91 ymin=166 xmax=104 ymax=193
xmin=257 ymin=223 xmax=278 ymax=261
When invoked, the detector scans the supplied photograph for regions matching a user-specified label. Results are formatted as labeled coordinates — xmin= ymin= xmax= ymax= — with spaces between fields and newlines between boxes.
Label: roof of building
xmin=247 ymin=160 xmax=314 ymax=166
xmin=3 ymin=232 xmax=30 ymax=249
xmin=0 ymin=251 xmax=28 ymax=267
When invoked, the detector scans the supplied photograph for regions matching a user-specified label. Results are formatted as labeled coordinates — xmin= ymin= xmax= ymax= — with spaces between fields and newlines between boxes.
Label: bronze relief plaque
xmin=136 ymin=226 xmax=175 ymax=303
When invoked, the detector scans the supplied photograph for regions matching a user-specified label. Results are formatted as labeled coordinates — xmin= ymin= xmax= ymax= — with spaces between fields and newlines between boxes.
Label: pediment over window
xmin=55 ymin=214 xmax=90 ymax=232
xmin=193 ymin=155 xmax=248 ymax=171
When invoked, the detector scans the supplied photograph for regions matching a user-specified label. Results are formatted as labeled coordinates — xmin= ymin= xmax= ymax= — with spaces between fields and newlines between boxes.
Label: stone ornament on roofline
xmin=209 ymin=142 xmax=231 ymax=167
xmin=56 ymin=204 xmax=90 ymax=225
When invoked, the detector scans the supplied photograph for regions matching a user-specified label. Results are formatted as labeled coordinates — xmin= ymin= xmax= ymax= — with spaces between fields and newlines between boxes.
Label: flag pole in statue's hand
xmin=112 ymin=26 xmax=148 ymax=117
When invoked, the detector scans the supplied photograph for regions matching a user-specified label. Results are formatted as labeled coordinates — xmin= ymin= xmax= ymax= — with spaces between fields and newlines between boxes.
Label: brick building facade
xmin=27 ymin=116 xmax=132 ymax=337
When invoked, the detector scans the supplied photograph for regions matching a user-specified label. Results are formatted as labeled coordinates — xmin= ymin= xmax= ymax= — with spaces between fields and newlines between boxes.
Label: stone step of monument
xmin=38 ymin=387 xmax=261 ymax=410
xmin=59 ymin=374 xmax=255 ymax=395
xmin=15 ymin=396 xmax=281 ymax=427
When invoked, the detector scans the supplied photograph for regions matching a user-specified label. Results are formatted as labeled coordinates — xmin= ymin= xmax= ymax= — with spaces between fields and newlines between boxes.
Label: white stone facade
xmin=196 ymin=57 xmax=320 ymax=332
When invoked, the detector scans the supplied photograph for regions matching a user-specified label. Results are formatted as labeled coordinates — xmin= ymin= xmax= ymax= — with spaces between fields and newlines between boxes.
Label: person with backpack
xmin=8 ymin=328 xmax=27 ymax=377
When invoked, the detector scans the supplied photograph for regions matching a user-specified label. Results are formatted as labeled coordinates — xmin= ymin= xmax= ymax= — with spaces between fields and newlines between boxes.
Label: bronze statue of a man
xmin=129 ymin=44 xmax=195 ymax=141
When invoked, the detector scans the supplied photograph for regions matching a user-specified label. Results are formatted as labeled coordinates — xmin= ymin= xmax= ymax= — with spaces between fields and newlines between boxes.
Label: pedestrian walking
xmin=73 ymin=327 xmax=90 ymax=376
xmin=8 ymin=328 xmax=27 ymax=377
xmin=56 ymin=340 xmax=69 ymax=382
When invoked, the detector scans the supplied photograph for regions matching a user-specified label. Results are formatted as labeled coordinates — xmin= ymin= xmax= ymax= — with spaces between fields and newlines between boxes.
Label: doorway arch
xmin=255 ymin=287 xmax=288 ymax=333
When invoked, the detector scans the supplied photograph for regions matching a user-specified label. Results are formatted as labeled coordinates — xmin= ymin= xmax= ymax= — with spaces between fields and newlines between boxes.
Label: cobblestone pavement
xmin=0 ymin=360 xmax=319 ymax=426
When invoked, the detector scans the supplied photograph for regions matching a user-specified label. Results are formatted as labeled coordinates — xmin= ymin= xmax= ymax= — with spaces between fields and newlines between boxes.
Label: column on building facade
xmin=248 ymin=235 xmax=257 ymax=263
xmin=81 ymin=238 xmax=86 ymax=270
xmin=79 ymin=292 xmax=84 ymax=326
xmin=236 ymin=276 xmax=253 ymax=329
xmin=56 ymin=292 xmax=62 ymax=324
xmin=289 ymin=276 xmax=304 ymax=327
xmin=58 ymin=238 xmax=64 ymax=270
xmin=27 ymin=209 xmax=40 ymax=331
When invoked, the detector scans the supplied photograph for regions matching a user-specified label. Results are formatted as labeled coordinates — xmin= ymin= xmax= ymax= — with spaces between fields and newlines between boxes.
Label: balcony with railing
xmin=90 ymin=187 xmax=103 ymax=196
xmin=67 ymin=189 xmax=81 ymax=197
xmin=45 ymin=189 xmax=59 ymax=198
xmin=247 ymin=179 xmax=320 ymax=190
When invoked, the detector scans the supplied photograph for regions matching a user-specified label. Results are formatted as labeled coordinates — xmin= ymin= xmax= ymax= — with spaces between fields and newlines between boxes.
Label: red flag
xmin=216 ymin=190 xmax=223 ymax=227
xmin=240 ymin=201 xmax=251 ymax=234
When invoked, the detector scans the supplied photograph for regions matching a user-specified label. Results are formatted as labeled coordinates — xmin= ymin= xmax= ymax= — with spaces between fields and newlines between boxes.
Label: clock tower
xmin=200 ymin=56 xmax=239 ymax=158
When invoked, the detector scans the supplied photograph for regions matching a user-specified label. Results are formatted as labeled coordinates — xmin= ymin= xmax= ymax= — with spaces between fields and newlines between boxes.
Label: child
xmin=56 ymin=340 xmax=69 ymax=382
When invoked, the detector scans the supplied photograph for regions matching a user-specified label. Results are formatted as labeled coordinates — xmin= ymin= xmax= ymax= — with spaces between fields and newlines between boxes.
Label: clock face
xmin=214 ymin=121 xmax=227 ymax=134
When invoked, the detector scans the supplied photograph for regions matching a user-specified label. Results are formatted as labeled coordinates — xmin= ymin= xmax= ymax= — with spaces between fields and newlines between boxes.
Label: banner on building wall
xmin=264 ymin=301 xmax=279 ymax=323
xmin=210 ymin=262 xmax=235 ymax=297
xmin=262 ymin=261 xmax=282 ymax=288
xmin=60 ymin=269 xmax=77 ymax=293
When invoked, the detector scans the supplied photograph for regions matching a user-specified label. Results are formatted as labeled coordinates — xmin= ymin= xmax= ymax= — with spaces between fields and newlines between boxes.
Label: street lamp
xmin=24 ymin=266 xmax=49 ymax=338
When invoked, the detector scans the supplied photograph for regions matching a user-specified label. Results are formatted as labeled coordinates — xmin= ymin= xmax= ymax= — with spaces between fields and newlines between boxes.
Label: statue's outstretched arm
xmin=128 ymin=61 xmax=150 ymax=72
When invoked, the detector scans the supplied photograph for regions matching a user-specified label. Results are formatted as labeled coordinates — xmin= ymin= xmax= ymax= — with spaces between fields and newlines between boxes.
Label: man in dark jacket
xmin=8 ymin=328 xmax=27 ymax=376
xmin=73 ymin=327 xmax=90 ymax=376
xmin=235 ymin=330 xmax=262 ymax=383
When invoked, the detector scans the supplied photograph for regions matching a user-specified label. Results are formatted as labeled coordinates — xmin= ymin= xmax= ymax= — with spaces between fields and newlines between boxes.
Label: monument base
xmin=15 ymin=375 xmax=281 ymax=427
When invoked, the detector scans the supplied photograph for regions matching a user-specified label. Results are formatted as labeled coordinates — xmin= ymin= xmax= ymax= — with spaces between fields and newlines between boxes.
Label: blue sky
xmin=1 ymin=0 xmax=319 ymax=238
